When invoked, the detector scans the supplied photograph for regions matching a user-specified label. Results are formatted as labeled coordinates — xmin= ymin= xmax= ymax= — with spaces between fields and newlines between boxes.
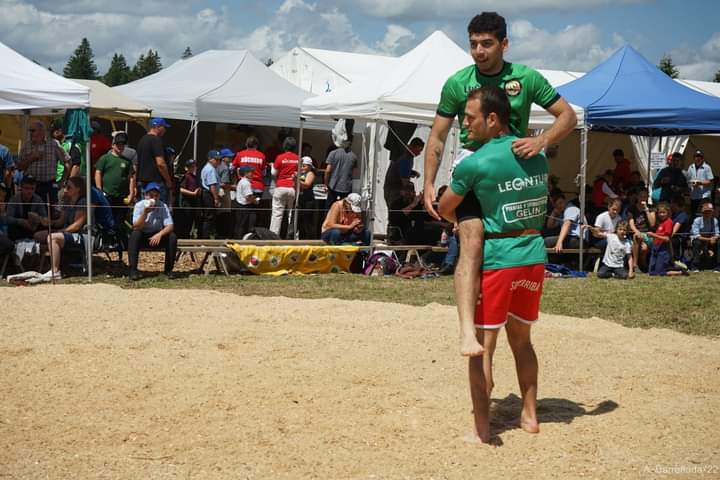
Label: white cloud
xmin=671 ymin=33 xmax=720 ymax=81
xmin=375 ymin=24 xmax=416 ymax=55
xmin=354 ymin=0 xmax=651 ymax=19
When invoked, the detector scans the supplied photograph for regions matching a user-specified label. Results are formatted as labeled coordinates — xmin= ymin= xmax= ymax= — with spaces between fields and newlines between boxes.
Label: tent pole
xmin=86 ymin=136 xmax=93 ymax=282
xmin=193 ymin=119 xmax=199 ymax=162
xmin=647 ymin=136 xmax=653 ymax=202
xmin=368 ymin=121 xmax=380 ymax=246
xmin=292 ymin=118 xmax=305 ymax=239
xmin=578 ymin=127 xmax=589 ymax=272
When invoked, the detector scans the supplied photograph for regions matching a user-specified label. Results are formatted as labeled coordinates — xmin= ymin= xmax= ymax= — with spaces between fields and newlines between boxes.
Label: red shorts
xmin=475 ymin=264 xmax=545 ymax=329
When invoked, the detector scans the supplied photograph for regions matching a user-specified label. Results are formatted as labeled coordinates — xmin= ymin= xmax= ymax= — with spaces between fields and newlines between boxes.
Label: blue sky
xmin=1 ymin=0 xmax=718 ymax=80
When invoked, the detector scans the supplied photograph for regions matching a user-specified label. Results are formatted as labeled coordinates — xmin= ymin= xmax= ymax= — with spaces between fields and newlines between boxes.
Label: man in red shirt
xmin=232 ymin=136 xmax=266 ymax=200
xmin=270 ymin=137 xmax=299 ymax=236
xmin=612 ymin=148 xmax=631 ymax=191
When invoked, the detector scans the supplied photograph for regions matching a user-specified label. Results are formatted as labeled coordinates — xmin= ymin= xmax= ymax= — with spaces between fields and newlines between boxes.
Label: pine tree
xmin=264 ymin=58 xmax=274 ymax=67
xmin=657 ymin=54 xmax=679 ymax=79
xmin=102 ymin=53 xmax=134 ymax=86
xmin=714 ymin=69 xmax=720 ymax=83
xmin=132 ymin=49 xmax=163 ymax=79
xmin=182 ymin=46 xmax=193 ymax=59
xmin=63 ymin=38 xmax=99 ymax=79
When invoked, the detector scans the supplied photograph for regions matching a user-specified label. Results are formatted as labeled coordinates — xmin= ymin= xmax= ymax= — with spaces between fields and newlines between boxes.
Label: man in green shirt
xmin=424 ymin=12 xmax=576 ymax=359
xmin=95 ymin=132 xmax=136 ymax=229
xmin=439 ymin=85 xmax=548 ymax=444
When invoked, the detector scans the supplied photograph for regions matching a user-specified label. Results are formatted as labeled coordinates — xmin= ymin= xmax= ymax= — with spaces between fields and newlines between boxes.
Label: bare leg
xmin=49 ymin=232 xmax=65 ymax=274
xmin=467 ymin=328 xmax=500 ymax=444
xmin=455 ymin=219 xmax=484 ymax=356
xmin=505 ymin=317 xmax=539 ymax=434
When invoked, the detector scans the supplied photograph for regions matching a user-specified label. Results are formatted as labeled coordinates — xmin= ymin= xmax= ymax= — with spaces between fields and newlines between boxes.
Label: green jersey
xmin=437 ymin=62 xmax=559 ymax=150
xmin=450 ymin=135 xmax=548 ymax=270
xmin=95 ymin=152 xmax=132 ymax=198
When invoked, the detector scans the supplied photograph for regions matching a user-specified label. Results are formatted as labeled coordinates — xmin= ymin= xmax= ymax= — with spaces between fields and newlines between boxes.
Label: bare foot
xmin=520 ymin=410 xmax=539 ymax=434
xmin=460 ymin=334 xmax=484 ymax=357
xmin=462 ymin=430 xmax=491 ymax=444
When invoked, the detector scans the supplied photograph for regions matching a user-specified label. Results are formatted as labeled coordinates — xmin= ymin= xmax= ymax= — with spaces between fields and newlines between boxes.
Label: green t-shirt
xmin=95 ymin=152 xmax=132 ymax=198
xmin=437 ymin=62 xmax=560 ymax=150
xmin=450 ymin=135 xmax=548 ymax=270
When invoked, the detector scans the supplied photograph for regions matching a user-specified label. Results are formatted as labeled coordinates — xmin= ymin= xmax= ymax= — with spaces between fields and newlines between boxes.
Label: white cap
xmin=345 ymin=193 xmax=362 ymax=213
xmin=302 ymin=156 xmax=313 ymax=166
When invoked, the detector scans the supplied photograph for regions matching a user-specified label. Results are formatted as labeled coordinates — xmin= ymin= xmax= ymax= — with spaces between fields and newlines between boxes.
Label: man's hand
xmin=149 ymin=232 xmax=163 ymax=247
xmin=423 ymin=184 xmax=440 ymax=220
xmin=512 ymin=136 xmax=546 ymax=159
xmin=554 ymin=242 xmax=563 ymax=254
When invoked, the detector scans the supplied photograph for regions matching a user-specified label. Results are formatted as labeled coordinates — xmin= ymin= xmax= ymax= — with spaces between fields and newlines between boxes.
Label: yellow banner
xmin=228 ymin=244 xmax=360 ymax=276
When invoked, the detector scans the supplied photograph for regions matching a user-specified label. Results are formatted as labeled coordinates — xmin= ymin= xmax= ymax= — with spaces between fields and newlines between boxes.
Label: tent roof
xmin=116 ymin=50 xmax=316 ymax=128
xmin=558 ymin=45 xmax=720 ymax=135
xmin=302 ymin=31 xmax=584 ymax=128
xmin=298 ymin=47 xmax=398 ymax=83
xmin=0 ymin=41 xmax=89 ymax=114
xmin=71 ymin=79 xmax=151 ymax=119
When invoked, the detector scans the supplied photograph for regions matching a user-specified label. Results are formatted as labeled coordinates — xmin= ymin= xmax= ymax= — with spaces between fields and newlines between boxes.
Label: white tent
xmin=271 ymin=47 xmax=398 ymax=95
xmin=71 ymin=79 xmax=151 ymax=120
xmin=0 ymin=41 xmax=89 ymax=113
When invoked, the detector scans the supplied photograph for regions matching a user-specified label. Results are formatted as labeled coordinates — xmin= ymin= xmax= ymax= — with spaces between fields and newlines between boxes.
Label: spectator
xmin=176 ymin=159 xmax=200 ymax=238
xmin=127 ymin=182 xmax=177 ymax=281
xmin=216 ymin=148 xmax=235 ymax=238
xmin=383 ymin=137 xmax=424 ymax=209
xmin=590 ymin=198 xmax=623 ymax=251
xmin=626 ymin=189 xmax=655 ymax=273
xmin=612 ymin=148 xmax=631 ymax=190
xmin=591 ymin=170 xmax=618 ymax=212
xmin=270 ymin=137 xmax=299 ymax=236
xmin=94 ymin=132 xmax=135 ymax=230
xmin=626 ymin=170 xmax=646 ymax=191
xmin=324 ymin=136 xmax=357 ymax=208
xmin=232 ymin=136 xmax=266 ymax=200
xmin=298 ymin=157 xmax=317 ymax=239
xmin=136 ymin=117 xmax=173 ymax=203
xmin=686 ymin=150 xmax=714 ymax=216
xmin=234 ymin=166 xmax=258 ymax=239
xmin=652 ymin=152 xmax=687 ymax=202
xmin=17 ymin=121 xmax=67 ymax=204
xmin=689 ymin=201 xmax=720 ymax=272
xmin=301 ymin=142 xmax=316 ymax=168
xmin=597 ymin=220 xmax=633 ymax=279
xmin=199 ymin=150 xmax=221 ymax=239
xmin=0 ymin=129 xmax=13 ymax=187
xmin=321 ymin=193 xmax=370 ymax=245
xmin=50 ymin=122 xmax=71 ymax=184
xmin=387 ymin=183 xmax=426 ymax=243
xmin=647 ymin=202 xmax=674 ymax=276
xmin=670 ymin=195 xmax=691 ymax=263
xmin=545 ymin=193 xmax=588 ymax=252
xmin=34 ymin=176 xmax=88 ymax=280
xmin=0 ymin=183 xmax=13 ymax=256
xmin=6 ymin=176 xmax=47 ymax=240
xmin=89 ymin=120 xmax=112 ymax=166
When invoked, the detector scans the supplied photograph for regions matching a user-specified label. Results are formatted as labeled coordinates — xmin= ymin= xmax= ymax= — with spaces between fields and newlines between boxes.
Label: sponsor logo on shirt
xmin=504 ymin=79 xmax=522 ymax=97
xmin=502 ymin=196 xmax=547 ymax=224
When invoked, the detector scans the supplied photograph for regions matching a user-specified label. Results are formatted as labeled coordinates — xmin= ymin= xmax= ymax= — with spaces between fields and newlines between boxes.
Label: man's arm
xmin=511 ymin=98 xmax=577 ymax=159
xmin=423 ymin=115 xmax=454 ymax=219
xmin=554 ymin=220 xmax=572 ymax=253
xmin=132 ymin=205 xmax=149 ymax=230
xmin=155 ymin=155 xmax=172 ymax=187
xmin=209 ymin=184 xmax=220 ymax=207
xmin=437 ymin=187 xmax=464 ymax=224
xmin=94 ymin=169 xmax=103 ymax=191
xmin=17 ymin=146 xmax=35 ymax=171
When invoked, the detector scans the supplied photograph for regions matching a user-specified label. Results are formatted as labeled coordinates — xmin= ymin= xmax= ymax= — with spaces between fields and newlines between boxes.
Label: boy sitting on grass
xmin=597 ymin=220 xmax=633 ymax=279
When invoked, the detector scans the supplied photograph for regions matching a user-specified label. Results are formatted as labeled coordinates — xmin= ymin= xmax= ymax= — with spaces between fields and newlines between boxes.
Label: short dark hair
xmin=467 ymin=85 xmax=511 ymax=127
xmin=467 ymin=12 xmax=507 ymax=41
xmin=612 ymin=148 xmax=624 ymax=157
xmin=669 ymin=194 xmax=685 ymax=207
xmin=551 ymin=191 xmax=566 ymax=201
xmin=20 ymin=176 xmax=37 ymax=186
xmin=245 ymin=136 xmax=259 ymax=149
xmin=409 ymin=137 xmax=425 ymax=148
xmin=282 ymin=136 xmax=297 ymax=153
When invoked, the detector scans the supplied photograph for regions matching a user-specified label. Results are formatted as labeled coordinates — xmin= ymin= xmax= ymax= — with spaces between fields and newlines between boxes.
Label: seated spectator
xmin=0 ymin=183 xmax=13 ymax=256
xmin=388 ymin=184 xmax=426 ymax=243
xmin=591 ymin=170 xmax=619 ymax=213
xmin=689 ymin=201 xmax=720 ymax=272
xmin=652 ymin=152 xmax=687 ymax=202
xmin=626 ymin=190 xmax=655 ymax=273
xmin=128 ymin=183 xmax=177 ymax=281
xmin=33 ymin=176 xmax=88 ymax=280
xmin=6 ymin=176 xmax=47 ymax=240
xmin=626 ymin=171 xmax=646 ymax=191
xmin=597 ymin=220 xmax=633 ymax=279
xmin=321 ymin=193 xmax=370 ymax=245
xmin=647 ymin=202 xmax=675 ymax=276
xmin=234 ymin=166 xmax=258 ymax=239
xmin=670 ymin=195 xmax=691 ymax=263
xmin=589 ymin=198 xmax=623 ymax=251
xmin=545 ymin=193 xmax=588 ymax=252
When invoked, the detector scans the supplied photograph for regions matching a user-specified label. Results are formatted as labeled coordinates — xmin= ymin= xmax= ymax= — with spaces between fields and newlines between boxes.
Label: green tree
xmin=182 ymin=46 xmax=193 ymax=59
xmin=264 ymin=58 xmax=274 ymax=67
xmin=132 ymin=49 xmax=163 ymax=79
xmin=63 ymin=38 xmax=99 ymax=79
xmin=714 ymin=69 xmax=720 ymax=83
xmin=102 ymin=53 xmax=134 ymax=86
xmin=657 ymin=54 xmax=679 ymax=79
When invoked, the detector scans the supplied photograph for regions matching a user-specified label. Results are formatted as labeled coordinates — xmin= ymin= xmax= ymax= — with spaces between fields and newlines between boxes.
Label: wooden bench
xmin=372 ymin=243 xmax=449 ymax=267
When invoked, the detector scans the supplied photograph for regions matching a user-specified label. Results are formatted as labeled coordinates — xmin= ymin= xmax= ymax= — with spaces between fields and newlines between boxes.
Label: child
xmin=234 ymin=166 xmax=258 ymax=239
xmin=647 ymin=202 xmax=676 ymax=276
xmin=597 ymin=220 xmax=633 ymax=279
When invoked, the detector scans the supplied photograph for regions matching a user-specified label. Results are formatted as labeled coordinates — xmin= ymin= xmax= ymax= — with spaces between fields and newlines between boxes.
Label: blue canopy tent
xmin=557 ymin=45 xmax=720 ymax=269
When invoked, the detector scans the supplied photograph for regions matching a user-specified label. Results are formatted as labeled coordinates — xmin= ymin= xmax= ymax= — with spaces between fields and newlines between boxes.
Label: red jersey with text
xmin=233 ymin=149 xmax=266 ymax=191
xmin=274 ymin=152 xmax=299 ymax=188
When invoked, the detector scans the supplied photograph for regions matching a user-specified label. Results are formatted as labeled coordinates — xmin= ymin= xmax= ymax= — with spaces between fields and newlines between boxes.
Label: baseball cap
xmin=695 ymin=149 xmax=704 ymax=157
xmin=150 ymin=117 xmax=171 ymax=128
xmin=185 ymin=159 xmax=196 ymax=166
xmin=302 ymin=156 xmax=313 ymax=166
xmin=702 ymin=203 xmax=714 ymax=212
xmin=238 ymin=165 xmax=253 ymax=174
xmin=207 ymin=149 xmax=221 ymax=159
xmin=112 ymin=132 xmax=128 ymax=145
xmin=220 ymin=148 xmax=234 ymax=158
xmin=165 ymin=146 xmax=177 ymax=156
xmin=143 ymin=182 xmax=162 ymax=193
xmin=345 ymin=193 xmax=362 ymax=213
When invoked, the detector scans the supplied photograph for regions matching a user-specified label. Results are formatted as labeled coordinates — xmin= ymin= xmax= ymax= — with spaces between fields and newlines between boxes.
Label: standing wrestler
xmin=439 ymin=86 xmax=549 ymax=443
xmin=424 ymin=12 xmax=576 ymax=356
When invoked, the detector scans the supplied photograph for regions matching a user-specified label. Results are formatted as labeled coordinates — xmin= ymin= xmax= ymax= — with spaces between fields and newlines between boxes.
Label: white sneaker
xmin=41 ymin=270 xmax=62 ymax=280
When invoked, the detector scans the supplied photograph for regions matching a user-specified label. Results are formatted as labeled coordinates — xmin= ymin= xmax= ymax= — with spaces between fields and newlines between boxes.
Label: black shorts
xmin=455 ymin=191 xmax=483 ymax=223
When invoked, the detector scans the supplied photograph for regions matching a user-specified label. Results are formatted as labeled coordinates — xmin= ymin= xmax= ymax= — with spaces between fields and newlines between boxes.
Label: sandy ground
xmin=1 ymin=284 xmax=719 ymax=479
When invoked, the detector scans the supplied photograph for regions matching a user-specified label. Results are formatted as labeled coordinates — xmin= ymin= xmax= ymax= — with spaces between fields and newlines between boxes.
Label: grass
xmin=57 ymin=270 xmax=720 ymax=338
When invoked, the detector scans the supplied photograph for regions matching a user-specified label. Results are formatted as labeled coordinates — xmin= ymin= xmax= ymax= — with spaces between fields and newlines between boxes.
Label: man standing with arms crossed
xmin=424 ymin=12 xmax=576 ymax=356
xmin=136 ymin=118 xmax=173 ymax=204
xmin=438 ymin=85 xmax=549 ymax=444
